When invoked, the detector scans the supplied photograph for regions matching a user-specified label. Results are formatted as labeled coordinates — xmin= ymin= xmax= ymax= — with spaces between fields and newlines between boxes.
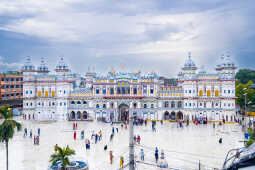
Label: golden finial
xmin=121 ymin=64 xmax=125 ymax=70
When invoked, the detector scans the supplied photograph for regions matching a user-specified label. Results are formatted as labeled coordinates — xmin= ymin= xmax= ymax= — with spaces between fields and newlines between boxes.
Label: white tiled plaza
xmin=0 ymin=117 xmax=244 ymax=170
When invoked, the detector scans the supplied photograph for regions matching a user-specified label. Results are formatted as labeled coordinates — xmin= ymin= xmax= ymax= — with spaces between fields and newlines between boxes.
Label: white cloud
xmin=0 ymin=56 xmax=22 ymax=71
xmin=0 ymin=0 xmax=254 ymax=76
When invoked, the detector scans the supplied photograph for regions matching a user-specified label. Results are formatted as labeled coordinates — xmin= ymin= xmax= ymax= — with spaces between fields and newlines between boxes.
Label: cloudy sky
xmin=0 ymin=0 xmax=254 ymax=77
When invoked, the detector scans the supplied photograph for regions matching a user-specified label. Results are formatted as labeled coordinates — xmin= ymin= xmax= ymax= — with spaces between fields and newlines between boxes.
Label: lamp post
xmin=243 ymin=88 xmax=247 ymax=129
xmin=244 ymin=92 xmax=247 ymax=129
xmin=247 ymin=101 xmax=252 ymax=128
xmin=129 ymin=109 xmax=135 ymax=170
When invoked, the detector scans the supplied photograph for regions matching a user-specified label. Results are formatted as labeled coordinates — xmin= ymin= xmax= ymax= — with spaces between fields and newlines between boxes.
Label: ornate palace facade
xmin=22 ymin=54 xmax=237 ymax=122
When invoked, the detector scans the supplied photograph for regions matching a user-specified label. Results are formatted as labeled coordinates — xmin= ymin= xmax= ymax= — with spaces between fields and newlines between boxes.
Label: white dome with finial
xmin=55 ymin=57 xmax=70 ymax=72
xmin=182 ymin=52 xmax=197 ymax=70
xmin=22 ymin=56 xmax=35 ymax=72
xmin=38 ymin=57 xmax=49 ymax=73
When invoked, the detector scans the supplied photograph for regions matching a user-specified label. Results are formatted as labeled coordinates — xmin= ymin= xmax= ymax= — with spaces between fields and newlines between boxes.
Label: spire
xmin=188 ymin=52 xmax=191 ymax=59
xmin=182 ymin=52 xmax=197 ymax=70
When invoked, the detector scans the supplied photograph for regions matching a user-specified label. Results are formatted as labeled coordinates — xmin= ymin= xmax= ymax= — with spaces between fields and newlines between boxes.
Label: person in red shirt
xmin=74 ymin=131 xmax=76 ymax=140
xmin=137 ymin=135 xmax=141 ymax=144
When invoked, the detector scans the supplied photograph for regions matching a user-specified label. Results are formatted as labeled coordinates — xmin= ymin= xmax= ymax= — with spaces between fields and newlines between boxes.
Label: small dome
xmin=224 ymin=55 xmax=235 ymax=66
xmin=22 ymin=56 xmax=35 ymax=71
xmin=182 ymin=52 xmax=197 ymax=70
xmin=38 ymin=57 xmax=49 ymax=72
xmin=55 ymin=57 xmax=70 ymax=71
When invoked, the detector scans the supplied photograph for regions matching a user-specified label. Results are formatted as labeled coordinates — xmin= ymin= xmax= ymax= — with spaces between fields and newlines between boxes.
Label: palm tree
xmin=0 ymin=105 xmax=21 ymax=170
xmin=50 ymin=145 xmax=75 ymax=170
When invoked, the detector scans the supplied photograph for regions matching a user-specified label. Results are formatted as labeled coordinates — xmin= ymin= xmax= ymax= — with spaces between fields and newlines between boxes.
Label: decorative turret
xmin=37 ymin=57 xmax=49 ymax=74
xmin=215 ymin=54 xmax=237 ymax=80
xmin=181 ymin=52 xmax=197 ymax=80
xmin=55 ymin=57 xmax=70 ymax=76
xmin=22 ymin=56 xmax=36 ymax=72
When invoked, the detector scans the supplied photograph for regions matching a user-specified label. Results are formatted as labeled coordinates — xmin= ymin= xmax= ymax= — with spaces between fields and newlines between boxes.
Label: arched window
xmin=133 ymin=103 xmax=137 ymax=109
xmin=77 ymin=101 xmax=81 ymax=104
xmin=52 ymin=91 xmax=55 ymax=97
xmin=110 ymin=102 xmax=114 ymax=109
xmin=38 ymin=90 xmax=42 ymax=97
xmin=215 ymin=90 xmax=219 ymax=97
xmin=144 ymin=104 xmax=147 ymax=108
xmin=83 ymin=101 xmax=87 ymax=104
xmin=117 ymin=87 xmax=121 ymax=94
xmin=45 ymin=90 xmax=49 ymax=97
xmin=177 ymin=101 xmax=182 ymax=108
xmin=110 ymin=88 xmax=114 ymax=94
xmin=71 ymin=101 xmax=75 ymax=104
xmin=151 ymin=104 xmax=154 ymax=108
xmin=199 ymin=90 xmax=203 ymax=97
xmin=103 ymin=88 xmax=106 ymax=94
xmin=96 ymin=104 xmax=100 ymax=108
xmin=77 ymin=111 xmax=81 ymax=119
xmin=171 ymin=101 xmax=175 ymax=108
xmin=133 ymin=88 xmax=137 ymax=95
xmin=207 ymin=90 xmax=211 ymax=97
xmin=164 ymin=101 xmax=169 ymax=108
xmin=103 ymin=104 xmax=106 ymax=108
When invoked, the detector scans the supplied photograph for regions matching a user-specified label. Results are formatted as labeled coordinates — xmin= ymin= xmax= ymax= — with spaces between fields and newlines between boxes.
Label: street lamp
xmin=243 ymin=87 xmax=248 ymax=128
xmin=247 ymin=101 xmax=252 ymax=128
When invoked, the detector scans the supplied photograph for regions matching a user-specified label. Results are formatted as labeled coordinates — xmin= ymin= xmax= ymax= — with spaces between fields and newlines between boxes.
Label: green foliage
xmin=236 ymin=69 xmax=255 ymax=84
xmin=49 ymin=145 xmax=76 ymax=169
xmin=0 ymin=105 xmax=21 ymax=142
xmin=236 ymin=80 xmax=255 ymax=110
xmin=245 ymin=139 xmax=255 ymax=147
xmin=0 ymin=105 xmax=22 ymax=170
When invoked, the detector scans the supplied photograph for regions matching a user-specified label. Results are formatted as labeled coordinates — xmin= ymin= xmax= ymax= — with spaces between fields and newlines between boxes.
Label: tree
xmin=49 ymin=145 xmax=75 ymax=170
xmin=0 ymin=105 xmax=21 ymax=170
xmin=236 ymin=80 xmax=255 ymax=111
xmin=236 ymin=69 xmax=255 ymax=84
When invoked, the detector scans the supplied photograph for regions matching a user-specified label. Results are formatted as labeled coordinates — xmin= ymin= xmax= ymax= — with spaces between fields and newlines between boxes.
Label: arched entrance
xmin=77 ymin=111 xmax=81 ymax=119
xmin=177 ymin=111 xmax=183 ymax=120
xmin=119 ymin=103 xmax=129 ymax=121
xmin=171 ymin=112 xmax=175 ymax=120
xmin=71 ymin=111 xmax=75 ymax=120
xmin=164 ymin=111 xmax=170 ymax=120
xmin=83 ymin=111 xmax=88 ymax=120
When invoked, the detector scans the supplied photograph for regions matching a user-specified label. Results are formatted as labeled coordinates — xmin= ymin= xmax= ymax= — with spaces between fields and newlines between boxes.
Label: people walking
xmin=36 ymin=136 xmax=40 ymax=145
xmin=155 ymin=147 xmax=159 ymax=163
xmin=110 ymin=133 xmax=114 ymax=141
xmin=137 ymin=135 xmax=141 ymax=144
xmin=81 ymin=130 xmax=84 ymax=140
xmin=110 ymin=151 xmax=114 ymax=164
xmin=74 ymin=131 xmax=77 ymax=140
xmin=120 ymin=156 xmax=124 ymax=168
xmin=140 ymin=149 xmax=145 ymax=161
xmin=24 ymin=128 xmax=27 ymax=137
xmin=104 ymin=144 xmax=108 ymax=151
xmin=38 ymin=128 xmax=40 ymax=136
xmin=99 ymin=130 xmax=102 ymax=140
xmin=73 ymin=123 xmax=75 ymax=130
xmin=34 ymin=135 xmax=36 ymax=145
xmin=160 ymin=150 xmax=165 ymax=159
xmin=30 ymin=129 xmax=32 ymax=138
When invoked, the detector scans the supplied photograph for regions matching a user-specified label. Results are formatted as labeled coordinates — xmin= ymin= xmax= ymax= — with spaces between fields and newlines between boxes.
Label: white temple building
xmin=22 ymin=54 xmax=237 ymax=122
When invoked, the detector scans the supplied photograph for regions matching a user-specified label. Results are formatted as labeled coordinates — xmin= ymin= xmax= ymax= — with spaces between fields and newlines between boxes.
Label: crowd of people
xmin=23 ymin=127 xmax=40 ymax=145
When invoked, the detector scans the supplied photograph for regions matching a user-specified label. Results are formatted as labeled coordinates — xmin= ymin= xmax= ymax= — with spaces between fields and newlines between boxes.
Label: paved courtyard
xmin=0 ymin=117 xmax=244 ymax=170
